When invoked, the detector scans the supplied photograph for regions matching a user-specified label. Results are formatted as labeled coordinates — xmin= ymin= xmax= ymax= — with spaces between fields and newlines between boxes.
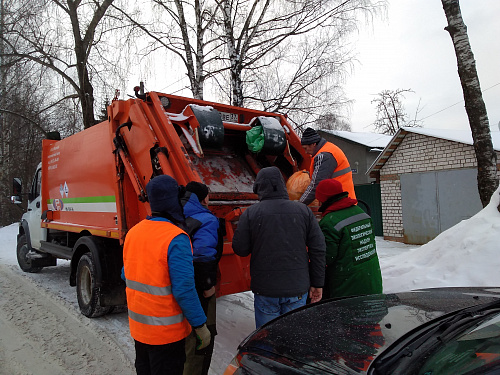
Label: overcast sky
xmin=132 ymin=1 xmax=499 ymax=134
xmin=345 ymin=0 xmax=500 ymax=132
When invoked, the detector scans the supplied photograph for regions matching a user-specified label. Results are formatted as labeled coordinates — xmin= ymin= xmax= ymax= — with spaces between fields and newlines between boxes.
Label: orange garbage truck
xmin=12 ymin=88 xmax=312 ymax=317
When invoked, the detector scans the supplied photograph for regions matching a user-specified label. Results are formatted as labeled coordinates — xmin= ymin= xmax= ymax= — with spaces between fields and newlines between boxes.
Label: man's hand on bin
xmin=194 ymin=323 xmax=211 ymax=350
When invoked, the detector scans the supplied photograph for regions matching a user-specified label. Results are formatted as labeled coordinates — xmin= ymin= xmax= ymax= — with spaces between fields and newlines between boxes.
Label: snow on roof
xmin=402 ymin=127 xmax=500 ymax=150
xmin=368 ymin=127 xmax=500 ymax=175
xmin=319 ymin=129 xmax=392 ymax=148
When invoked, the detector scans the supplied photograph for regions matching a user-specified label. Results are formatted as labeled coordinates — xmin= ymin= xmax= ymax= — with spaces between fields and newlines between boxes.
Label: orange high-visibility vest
xmin=123 ymin=219 xmax=192 ymax=345
xmin=309 ymin=141 xmax=356 ymax=200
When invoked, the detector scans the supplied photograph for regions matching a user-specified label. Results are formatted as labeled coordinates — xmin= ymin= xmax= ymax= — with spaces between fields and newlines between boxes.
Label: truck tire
xmin=17 ymin=234 xmax=43 ymax=273
xmin=76 ymin=253 xmax=112 ymax=318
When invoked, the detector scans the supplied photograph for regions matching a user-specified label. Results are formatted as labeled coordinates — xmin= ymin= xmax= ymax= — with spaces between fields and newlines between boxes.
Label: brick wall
xmin=380 ymin=132 xmax=500 ymax=242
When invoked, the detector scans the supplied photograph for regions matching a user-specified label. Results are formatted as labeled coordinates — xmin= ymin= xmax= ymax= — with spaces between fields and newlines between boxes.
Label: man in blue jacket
xmin=123 ymin=175 xmax=211 ymax=375
xmin=181 ymin=181 xmax=222 ymax=375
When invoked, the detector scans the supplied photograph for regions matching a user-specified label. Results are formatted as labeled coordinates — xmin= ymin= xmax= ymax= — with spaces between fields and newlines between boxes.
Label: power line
xmin=421 ymin=82 xmax=500 ymax=121
xmin=158 ymin=76 xmax=188 ymax=93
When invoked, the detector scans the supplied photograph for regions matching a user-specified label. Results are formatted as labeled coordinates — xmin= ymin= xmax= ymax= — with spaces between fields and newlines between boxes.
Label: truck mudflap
xmin=100 ymin=283 xmax=127 ymax=307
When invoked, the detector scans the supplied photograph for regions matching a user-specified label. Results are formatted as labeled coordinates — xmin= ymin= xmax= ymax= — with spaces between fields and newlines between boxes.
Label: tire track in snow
xmin=0 ymin=264 xmax=135 ymax=375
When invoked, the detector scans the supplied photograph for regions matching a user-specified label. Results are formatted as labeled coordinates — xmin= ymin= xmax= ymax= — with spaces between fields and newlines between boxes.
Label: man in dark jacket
xmin=315 ymin=178 xmax=382 ymax=299
xmin=181 ymin=181 xmax=222 ymax=375
xmin=232 ymin=166 xmax=326 ymax=328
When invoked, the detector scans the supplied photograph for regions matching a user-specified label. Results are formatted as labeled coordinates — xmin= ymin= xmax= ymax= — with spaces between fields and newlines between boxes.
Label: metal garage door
xmin=354 ymin=183 xmax=383 ymax=236
xmin=400 ymin=169 xmax=483 ymax=244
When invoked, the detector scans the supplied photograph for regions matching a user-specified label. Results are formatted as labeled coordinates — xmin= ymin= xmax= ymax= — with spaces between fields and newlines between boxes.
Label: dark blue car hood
xmin=237 ymin=287 xmax=500 ymax=374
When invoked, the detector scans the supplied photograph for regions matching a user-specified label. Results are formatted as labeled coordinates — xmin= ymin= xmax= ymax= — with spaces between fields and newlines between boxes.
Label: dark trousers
xmin=134 ymin=338 xmax=186 ymax=375
xmin=183 ymin=293 xmax=217 ymax=375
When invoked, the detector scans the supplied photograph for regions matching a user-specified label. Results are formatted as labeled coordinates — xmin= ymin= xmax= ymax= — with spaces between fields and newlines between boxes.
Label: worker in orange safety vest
xmin=123 ymin=174 xmax=211 ymax=375
xmin=299 ymin=127 xmax=356 ymax=205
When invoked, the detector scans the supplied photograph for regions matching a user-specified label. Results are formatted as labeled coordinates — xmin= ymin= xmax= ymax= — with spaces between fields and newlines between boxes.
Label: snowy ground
xmin=0 ymin=187 xmax=498 ymax=374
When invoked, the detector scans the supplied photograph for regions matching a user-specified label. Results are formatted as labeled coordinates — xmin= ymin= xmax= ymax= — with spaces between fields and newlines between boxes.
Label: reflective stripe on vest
xmin=334 ymin=213 xmax=370 ymax=232
xmin=126 ymin=279 xmax=172 ymax=296
xmin=332 ymin=166 xmax=352 ymax=178
xmin=128 ymin=309 xmax=185 ymax=326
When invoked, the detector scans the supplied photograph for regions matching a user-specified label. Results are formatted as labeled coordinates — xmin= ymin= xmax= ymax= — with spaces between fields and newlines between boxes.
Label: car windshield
xmin=416 ymin=312 xmax=500 ymax=374
xmin=370 ymin=300 xmax=500 ymax=374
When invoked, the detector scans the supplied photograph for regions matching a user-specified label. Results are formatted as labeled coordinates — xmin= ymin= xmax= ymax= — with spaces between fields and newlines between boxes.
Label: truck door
xmin=25 ymin=166 xmax=46 ymax=249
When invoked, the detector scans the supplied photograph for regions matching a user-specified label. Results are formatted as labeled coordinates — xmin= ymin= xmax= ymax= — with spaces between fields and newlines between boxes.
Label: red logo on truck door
xmin=53 ymin=199 xmax=64 ymax=211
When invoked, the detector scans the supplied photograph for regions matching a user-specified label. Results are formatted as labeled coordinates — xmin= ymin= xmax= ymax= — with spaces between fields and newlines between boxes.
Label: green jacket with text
xmin=319 ymin=205 xmax=383 ymax=299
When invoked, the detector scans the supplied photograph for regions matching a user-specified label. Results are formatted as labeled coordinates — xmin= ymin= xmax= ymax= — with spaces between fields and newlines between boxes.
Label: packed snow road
xmin=0 ymin=259 xmax=256 ymax=375
xmin=0 ymin=222 xmax=256 ymax=375
xmin=0 ymin=263 xmax=135 ymax=375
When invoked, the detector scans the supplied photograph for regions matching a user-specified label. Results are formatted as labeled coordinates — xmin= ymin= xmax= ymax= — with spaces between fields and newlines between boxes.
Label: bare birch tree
xmin=217 ymin=0 xmax=383 ymax=113
xmin=371 ymin=88 xmax=422 ymax=135
xmin=113 ymin=0 xmax=223 ymax=100
xmin=0 ymin=0 xmax=118 ymax=129
xmin=441 ymin=0 xmax=499 ymax=208
xmin=116 ymin=0 xmax=382 ymax=126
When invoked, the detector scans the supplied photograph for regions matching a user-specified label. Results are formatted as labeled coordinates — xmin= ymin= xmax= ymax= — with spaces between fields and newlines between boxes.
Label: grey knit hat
xmin=301 ymin=128 xmax=321 ymax=145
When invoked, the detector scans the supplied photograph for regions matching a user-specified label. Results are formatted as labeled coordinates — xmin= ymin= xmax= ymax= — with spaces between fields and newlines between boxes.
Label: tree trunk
xmin=172 ymin=0 xmax=205 ymax=100
xmin=230 ymin=63 xmax=244 ymax=107
xmin=77 ymin=64 xmax=96 ymax=129
xmin=66 ymin=0 xmax=113 ymax=128
xmin=441 ymin=0 xmax=499 ymax=208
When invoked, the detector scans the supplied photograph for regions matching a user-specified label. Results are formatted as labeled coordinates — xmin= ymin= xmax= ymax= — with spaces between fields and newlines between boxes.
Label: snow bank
xmin=381 ymin=187 xmax=500 ymax=293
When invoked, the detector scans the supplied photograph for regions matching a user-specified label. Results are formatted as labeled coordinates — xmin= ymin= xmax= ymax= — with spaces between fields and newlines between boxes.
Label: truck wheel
xmin=17 ymin=234 xmax=42 ymax=273
xmin=76 ymin=253 xmax=111 ymax=318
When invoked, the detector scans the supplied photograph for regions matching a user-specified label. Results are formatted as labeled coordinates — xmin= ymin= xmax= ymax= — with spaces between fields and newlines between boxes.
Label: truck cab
xmin=24 ymin=164 xmax=46 ymax=249
xmin=15 ymin=163 xmax=55 ymax=273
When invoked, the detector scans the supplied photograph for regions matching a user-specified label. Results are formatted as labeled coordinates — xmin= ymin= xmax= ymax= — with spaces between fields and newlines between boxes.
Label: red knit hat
xmin=315 ymin=179 xmax=345 ymax=203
